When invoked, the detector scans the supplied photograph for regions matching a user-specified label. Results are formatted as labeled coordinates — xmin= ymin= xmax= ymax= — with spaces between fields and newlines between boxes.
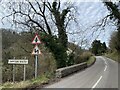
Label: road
xmin=45 ymin=56 xmax=118 ymax=89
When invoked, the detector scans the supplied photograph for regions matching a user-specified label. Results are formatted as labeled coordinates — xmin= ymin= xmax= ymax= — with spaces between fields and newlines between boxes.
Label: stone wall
xmin=56 ymin=62 xmax=87 ymax=78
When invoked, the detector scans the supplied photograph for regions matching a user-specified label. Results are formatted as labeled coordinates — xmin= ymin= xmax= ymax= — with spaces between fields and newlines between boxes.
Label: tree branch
xmin=28 ymin=1 xmax=43 ymax=17
xmin=12 ymin=8 xmax=47 ymax=34
xmin=104 ymin=2 xmax=120 ymax=21
xmin=57 ymin=0 xmax=60 ymax=10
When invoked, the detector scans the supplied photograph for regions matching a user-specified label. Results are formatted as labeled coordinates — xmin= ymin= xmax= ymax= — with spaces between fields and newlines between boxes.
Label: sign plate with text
xmin=8 ymin=59 xmax=28 ymax=64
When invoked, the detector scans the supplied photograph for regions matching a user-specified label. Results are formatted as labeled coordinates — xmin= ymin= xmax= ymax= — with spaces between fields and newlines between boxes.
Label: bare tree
xmin=103 ymin=2 xmax=120 ymax=52
xmin=1 ymin=0 xmax=77 ymax=68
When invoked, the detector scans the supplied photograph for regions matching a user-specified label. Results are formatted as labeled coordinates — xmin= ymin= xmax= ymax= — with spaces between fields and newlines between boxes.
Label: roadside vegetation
xmin=103 ymin=2 xmax=120 ymax=63
xmin=105 ymin=51 xmax=119 ymax=62
xmin=87 ymin=56 xmax=96 ymax=66
xmin=91 ymin=40 xmax=107 ymax=56
xmin=75 ymin=51 xmax=93 ymax=64
xmin=1 ymin=29 xmax=96 ymax=88
xmin=104 ymin=31 xmax=120 ymax=62
xmin=1 ymin=73 xmax=51 ymax=89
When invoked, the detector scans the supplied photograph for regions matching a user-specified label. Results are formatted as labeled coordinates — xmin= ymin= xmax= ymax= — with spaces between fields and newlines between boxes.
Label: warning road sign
xmin=31 ymin=33 xmax=42 ymax=78
xmin=32 ymin=45 xmax=41 ymax=55
xmin=32 ymin=34 xmax=41 ymax=44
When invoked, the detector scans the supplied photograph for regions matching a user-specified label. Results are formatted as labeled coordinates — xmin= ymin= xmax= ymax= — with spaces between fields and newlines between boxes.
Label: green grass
xmin=87 ymin=56 xmax=96 ymax=66
xmin=30 ymin=75 xmax=49 ymax=85
xmin=105 ymin=51 xmax=120 ymax=62
xmin=0 ymin=73 xmax=51 ymax=89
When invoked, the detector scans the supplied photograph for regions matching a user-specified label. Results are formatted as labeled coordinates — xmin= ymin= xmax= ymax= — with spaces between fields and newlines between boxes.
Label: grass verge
xmin=105 ymin=51 xmax=120 ymax=62
xmin=87 ymin=56 xmax=96 ymax=66
xmin=0 ymin=72 xmax=54 ymax=90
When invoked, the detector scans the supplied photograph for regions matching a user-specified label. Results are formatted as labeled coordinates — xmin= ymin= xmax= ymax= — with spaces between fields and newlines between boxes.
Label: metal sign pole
xmin=23 ymin=57 xmax=26 ymax=81
xmin=23 ymin=64 xmax=26 ymax=81
xmin=13 ymin=64 xmax=15 ymax=82
xmin=13 ymin=57 xmax=15 ymax=82
xmin=35 ymin=55 xmax=38 ymax=78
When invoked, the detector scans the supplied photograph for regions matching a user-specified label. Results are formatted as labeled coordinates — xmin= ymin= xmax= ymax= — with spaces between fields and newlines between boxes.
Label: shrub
xmin=75 ymin=51 xmax=92 ymax=64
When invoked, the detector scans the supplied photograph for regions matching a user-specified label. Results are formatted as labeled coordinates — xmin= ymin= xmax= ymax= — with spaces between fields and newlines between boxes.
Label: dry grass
xmin=105 ymin=51 xmax=120 ymax=62
xmin=1 ymin=74 xmax=50 ymax=89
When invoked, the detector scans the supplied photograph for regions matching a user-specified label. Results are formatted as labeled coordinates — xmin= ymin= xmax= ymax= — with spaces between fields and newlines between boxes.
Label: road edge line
xmin=104 ymin=65 xmax=107 ymax=71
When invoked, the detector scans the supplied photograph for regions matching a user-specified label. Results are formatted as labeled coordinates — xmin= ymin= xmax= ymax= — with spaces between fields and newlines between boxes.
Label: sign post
xmin=13 ymin=57 xmax=15 ymax=82
xmin=35 ymin=55 xmax=38 ymax=78
xmin=23 ymin=57 xmax=27 ymax=81
xmin=23 ymin=64 xmax=26 ymax=81
xmin=8 ymin=58 xmax=28 ymax=82
xmin=32 ymin=33 xmax=42 ymax=78
xmin=13 ymin=64 xmax=15 ymax=82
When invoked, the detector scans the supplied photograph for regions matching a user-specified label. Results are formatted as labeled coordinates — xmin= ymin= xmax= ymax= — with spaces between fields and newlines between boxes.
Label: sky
xmin=67 ymin=2 xmax=116 ymax=48
xmin=0 ymin=1 xmax=117 ymax=48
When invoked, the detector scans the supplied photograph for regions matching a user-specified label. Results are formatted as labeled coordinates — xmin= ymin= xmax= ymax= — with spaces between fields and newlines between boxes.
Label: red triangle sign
xmin=32 ymin=34 xmax=41 ymax=44
xmin=32 ymin=45 xmax=42 ymax=55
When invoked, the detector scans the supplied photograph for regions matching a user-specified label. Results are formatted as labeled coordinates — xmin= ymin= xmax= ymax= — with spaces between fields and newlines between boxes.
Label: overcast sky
xmin=0 ymin=1 xmax=117 ymax=48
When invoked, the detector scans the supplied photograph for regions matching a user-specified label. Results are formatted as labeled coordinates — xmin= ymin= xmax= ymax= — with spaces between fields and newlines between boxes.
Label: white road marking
xmin=104 ymin=65 xmax=107 ymax=71
xmin=102 ymin=57 xmax=107 ymax=65
xmin=92 ymin=76 xmax=103 ymax=88
xmin=105 ymin=61 xmax=107 ymax=65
